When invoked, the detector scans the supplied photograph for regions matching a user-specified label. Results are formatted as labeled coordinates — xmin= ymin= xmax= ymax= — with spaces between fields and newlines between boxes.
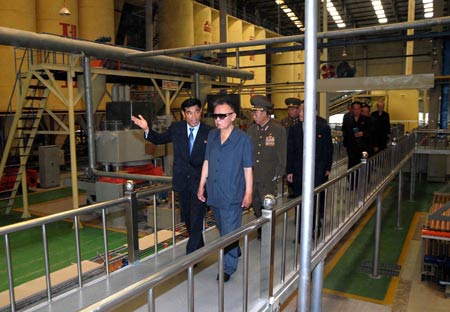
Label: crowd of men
xmin=131 ymin=94 xmax=390 ymax=282
xmin=342 ymin=99 xmax=391 ymax=170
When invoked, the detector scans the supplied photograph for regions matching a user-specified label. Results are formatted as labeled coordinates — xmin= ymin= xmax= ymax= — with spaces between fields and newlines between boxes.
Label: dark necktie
xmin=188 ymin=128 xmax=194 ymax=155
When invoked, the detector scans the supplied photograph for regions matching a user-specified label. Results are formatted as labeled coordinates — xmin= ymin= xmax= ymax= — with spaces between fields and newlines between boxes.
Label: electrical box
xmin=39 ymin=145 xmax=60 ymax=188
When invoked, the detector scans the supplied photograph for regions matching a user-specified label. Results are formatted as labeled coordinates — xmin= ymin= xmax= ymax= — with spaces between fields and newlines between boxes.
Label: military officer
xmin=280 ymin=97 xmax=302 ymax=128
xmin=247 ymin=95 xmax=287 ymax=238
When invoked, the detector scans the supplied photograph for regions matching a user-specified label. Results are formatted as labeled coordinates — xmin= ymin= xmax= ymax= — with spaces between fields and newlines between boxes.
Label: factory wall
xmin=0 ymin=0 xmax=115 ymax=111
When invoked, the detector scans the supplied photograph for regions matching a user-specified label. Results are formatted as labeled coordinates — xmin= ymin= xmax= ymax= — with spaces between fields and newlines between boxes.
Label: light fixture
xmin=323 ymin=0 xmax=346 ymax=28
xmin=274 ymin=0 xmax=304 ymax=32
xmin=59 ymin=1 xmax=71 ymax=16
xmin=371 ymin=0 xmax=387 ymax=24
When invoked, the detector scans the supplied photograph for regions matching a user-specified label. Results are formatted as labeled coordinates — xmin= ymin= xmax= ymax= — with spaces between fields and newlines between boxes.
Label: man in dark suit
xmin=132 ymin=98 xmax=212 ymax=255
xmin=342 ymin=101 xmax=371 ymax=169
xmin=286 ymin=104 xmax=333 ymax=236
xmin=371 ymin=99 xmax=390 ymax=153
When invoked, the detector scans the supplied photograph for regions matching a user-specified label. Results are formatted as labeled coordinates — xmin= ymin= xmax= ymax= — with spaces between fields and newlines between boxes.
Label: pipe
xmin=132 ymin=16 xmax=450 ymax=57
xmin=298 ymin=0 xmax=318 ymax=310
xmin=0 ymin=27 xmax=253 ymax=80
xmin=83 ymin=56 xmax=96 ymax=171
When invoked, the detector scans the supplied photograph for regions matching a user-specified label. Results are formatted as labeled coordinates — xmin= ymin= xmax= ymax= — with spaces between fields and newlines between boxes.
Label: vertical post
xmin=219 ymin=0 xmax=227 ymax=79
xmin=194 ymin=73 xmax=200 ymax=99
xmin=260 ymin=207 xmax=275 ymax=303
xmin=42 ymin=224 xmax=52 ymax=301
xmin=187 ymin=266 xmax=194 ymax=312
xmin=358 ymin=152 xmax=368 ymax=205
xmin=145 ymin=0 xmax=154 ymax=51
xmin=390 ymin=138 xmax=397 ymax=172
xmin=67 ymin=59 xmax=80 ymax=214
xmin=83 ymin=56 xmax=96 ymax=172
xmin=311 ymin=260 xmax=325 ymax=312
xmin=5 ymin=234 xmax=16 ymax=312
xmin=397 ymin=169 xmax=403 ymax=228
xmin=410 ymin=154 xmax=415 ymax=201
xmin=299 ymin=1 xmax=318 ymax=310
xmin=124 ymin=180 xmax=140 ymax=264
xmin=371 ymin=193 xmax=382 ymax=278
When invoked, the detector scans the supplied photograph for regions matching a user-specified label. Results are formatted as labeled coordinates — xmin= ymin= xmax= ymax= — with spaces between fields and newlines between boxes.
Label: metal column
xmin=311 ymin=260 xmax=325 ymax=312
xmin=298 ymin=0 xmax=318 ymax=311
xmin=83 ymin=56 xmax=96 ymax=172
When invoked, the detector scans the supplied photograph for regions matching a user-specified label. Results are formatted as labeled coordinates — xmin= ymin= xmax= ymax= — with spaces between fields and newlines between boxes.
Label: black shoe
xmin=216 ymin=273 xmax=231 ymax=282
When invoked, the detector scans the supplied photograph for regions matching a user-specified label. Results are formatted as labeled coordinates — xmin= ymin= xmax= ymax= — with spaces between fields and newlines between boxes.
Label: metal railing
xmin=0 ymin=131 xmax=422 ymax=311
xmin=79 ymin=133 xmax=417 ymax=311
xmin=0 ymin=175 xmax=177 ymax=312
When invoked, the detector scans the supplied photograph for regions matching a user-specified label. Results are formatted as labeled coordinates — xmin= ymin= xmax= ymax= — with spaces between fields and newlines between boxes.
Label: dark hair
xmin=212 ymin=96 xmax=235 ymax=112
xmin=181 ymin=98 xmax=202 ymax=111
xmin=351 ymin=101 xmax=363 ymax=108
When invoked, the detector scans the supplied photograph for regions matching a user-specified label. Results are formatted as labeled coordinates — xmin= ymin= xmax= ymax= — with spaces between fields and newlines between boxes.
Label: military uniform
xmin=247 ymin=95 xmax=287 ymax=219
xmin=280 ymin=116 xmax=300 ymax=128
xmin=280 ymin=97 xmax=302 ymax=128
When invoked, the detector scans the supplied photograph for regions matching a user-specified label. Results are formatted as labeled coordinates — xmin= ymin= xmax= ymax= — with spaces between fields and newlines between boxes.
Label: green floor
xmin=323 ymin=176 xmax=446 ymax=301
xmin=0 ymin=189 xmax=127 ymax=292
xmin=0 ymin=187 xmax=76 ymax=209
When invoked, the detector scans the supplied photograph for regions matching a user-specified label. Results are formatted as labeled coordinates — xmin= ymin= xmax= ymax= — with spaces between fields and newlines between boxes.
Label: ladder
xmin=0 ymin=71 xmax=49 ymax=213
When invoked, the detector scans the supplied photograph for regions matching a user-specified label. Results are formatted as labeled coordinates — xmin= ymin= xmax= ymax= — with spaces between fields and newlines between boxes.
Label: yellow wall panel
xmin=227 ymin=16 xmax=242 ymax=84
xmin=271 ymin=43 xmax=295 ymax=109
xmin=388 ymin=90 xmax=419 ymax=132
xmin=79 ymin=0 xmax=115 ymax=42
xmin=159 ymin=0 xmax=194 ymax=50
xmin=193 ymin=3 xmax=212 ymax=45
xmin=211 ymin=10 xmax=220 ymax=43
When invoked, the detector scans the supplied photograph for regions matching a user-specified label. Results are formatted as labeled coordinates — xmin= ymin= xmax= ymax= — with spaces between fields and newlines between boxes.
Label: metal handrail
xmin=0 ymin=182 xmax=174 ymax=312
xmin=79 ymin=131 xmax=417 ymax=311
xmin=81 ymin=217 xmax=269 ymax=312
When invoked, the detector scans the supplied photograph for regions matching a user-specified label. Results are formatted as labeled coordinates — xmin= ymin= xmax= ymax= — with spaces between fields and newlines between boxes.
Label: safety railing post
xmin=261 ymin=195 xmax=276 ymax=308
xmin=397 ymin=168 xmax=403 ymax=229
xmin=390 ymin=137 xmax=397 ymax=172
xmin=371 ymin=192 xmax=382 ymax=279
xmin=124 ymin=180 xmax=140 ymax=264
xmin=358 ymin=152 xmax=368 ymax=204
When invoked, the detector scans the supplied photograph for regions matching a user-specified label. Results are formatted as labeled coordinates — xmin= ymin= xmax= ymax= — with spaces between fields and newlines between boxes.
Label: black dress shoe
xmin=216 ymin=273 xmax=231 ymax=282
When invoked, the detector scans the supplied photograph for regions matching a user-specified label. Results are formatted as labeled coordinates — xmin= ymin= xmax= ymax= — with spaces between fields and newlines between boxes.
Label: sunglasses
xmin=212 ymin=112 xmax=234 ymax=120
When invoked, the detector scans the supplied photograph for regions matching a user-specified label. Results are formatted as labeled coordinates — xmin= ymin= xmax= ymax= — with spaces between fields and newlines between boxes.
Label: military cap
xmin=250 ymin=95 xmax=273 ymax=111
xmin=285 ymin=97 xmax=303 ymax=107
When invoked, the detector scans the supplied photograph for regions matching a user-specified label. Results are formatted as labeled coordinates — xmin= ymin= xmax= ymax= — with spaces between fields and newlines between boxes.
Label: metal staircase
xmin=0 ymin=71 xmax=50 ymax=213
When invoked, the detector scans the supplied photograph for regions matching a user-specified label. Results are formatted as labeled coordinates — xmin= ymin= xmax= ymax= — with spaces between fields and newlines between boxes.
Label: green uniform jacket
xmin=247 ymin=119 xmax=287 ymax=182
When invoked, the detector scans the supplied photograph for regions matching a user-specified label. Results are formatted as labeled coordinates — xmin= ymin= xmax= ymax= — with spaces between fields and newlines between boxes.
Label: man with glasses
xmin=247 ymin=95 xmax=286 ymax=239
xmin=131 ymin=98 xmax=212 ymax=255
xmin=197 ymin=96 xmax=253 ymax=282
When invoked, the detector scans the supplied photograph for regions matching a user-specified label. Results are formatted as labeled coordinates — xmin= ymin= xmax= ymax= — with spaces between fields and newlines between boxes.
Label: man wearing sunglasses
xmin=247 ymin=95 xmax=286 ymax=239
xmin=197 ymin=96 xmax=253 ymax=282
xmin=131 ymin=98 xmax=212 ymax=256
